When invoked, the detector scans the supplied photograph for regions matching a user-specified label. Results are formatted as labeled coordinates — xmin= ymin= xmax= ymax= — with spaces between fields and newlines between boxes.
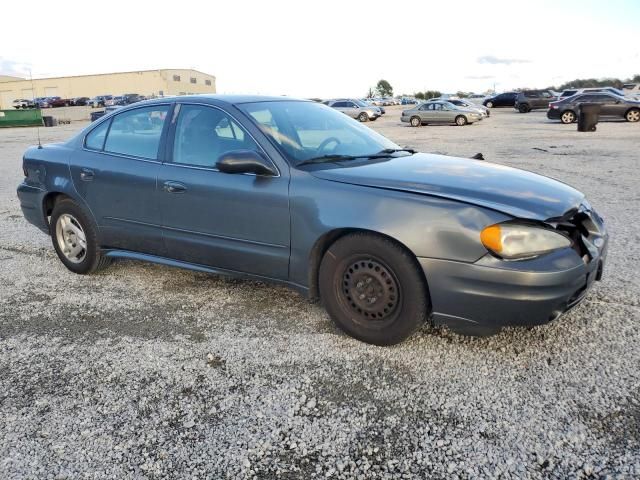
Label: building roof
xmin=0 ymin=75 xmax=26 ymax=83
xmin=0 ymin=68 xmax=215 ymax=84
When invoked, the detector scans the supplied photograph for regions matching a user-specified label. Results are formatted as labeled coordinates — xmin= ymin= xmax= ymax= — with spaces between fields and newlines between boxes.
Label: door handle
xmin=163 ymin=181 xmax=187 ymax=193
xmin=80 ymin=168 xmax=94 ymax=181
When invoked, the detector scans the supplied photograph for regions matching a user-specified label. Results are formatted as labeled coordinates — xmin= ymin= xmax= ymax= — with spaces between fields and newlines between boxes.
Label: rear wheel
xmin=319 ymin=233 xmax=429 ymax=345
xmin=455 ymin=115 xmax=467 ymax=126
xmin=50 ymin=198 xmax=110 ymax=274
xmin=560 ymin=110 xmax=576 ymax=124
xmin=410 ymin=116 xmax=421 ymax=127
xmin=518 ymin=104 xmax=530 ymax=113
xmin=625 ymin=108 xmax=640 ymax=122
xmin=358 ymin=112 xmax=368 ymax=122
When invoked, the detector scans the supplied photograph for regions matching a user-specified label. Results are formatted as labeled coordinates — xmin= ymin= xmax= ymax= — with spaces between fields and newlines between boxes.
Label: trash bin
xmin=42 ymin=115 xmax=54 ymax=127
xmin=578 ymin=103 xmax=600 ymax=132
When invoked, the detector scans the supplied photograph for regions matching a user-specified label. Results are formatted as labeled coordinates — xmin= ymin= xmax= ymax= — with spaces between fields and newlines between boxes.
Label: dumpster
xmin=0 ymin=109 xmax=44 ymax=127
xmin=578 ymin=103 xmax=600 ymax=132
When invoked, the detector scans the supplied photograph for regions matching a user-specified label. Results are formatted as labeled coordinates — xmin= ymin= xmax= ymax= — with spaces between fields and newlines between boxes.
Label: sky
xmin=2 ymin=0 xmax=639 ymax=98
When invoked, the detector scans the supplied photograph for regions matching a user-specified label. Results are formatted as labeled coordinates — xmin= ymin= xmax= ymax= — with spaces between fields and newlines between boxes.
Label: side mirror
xmin=216 ymin=150 xmax=277 ymax=176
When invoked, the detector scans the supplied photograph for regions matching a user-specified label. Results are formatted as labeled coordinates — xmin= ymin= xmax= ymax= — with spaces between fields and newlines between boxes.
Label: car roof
xmin=152 ymin=94 xmax=309 ymax=106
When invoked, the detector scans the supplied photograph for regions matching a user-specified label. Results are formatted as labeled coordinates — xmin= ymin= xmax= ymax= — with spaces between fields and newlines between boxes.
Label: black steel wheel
xmin=319 ymin=232 xmax=430 ymax=345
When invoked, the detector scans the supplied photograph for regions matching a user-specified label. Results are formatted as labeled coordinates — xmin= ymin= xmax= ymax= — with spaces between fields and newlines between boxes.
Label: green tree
xmin=414 ymin=92 xmax=425 ymax=100
xmin=376 ymin=79 xmax=393 ymax=97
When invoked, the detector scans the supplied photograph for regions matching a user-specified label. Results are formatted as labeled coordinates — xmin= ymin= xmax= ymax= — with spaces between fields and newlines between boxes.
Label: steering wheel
xmin=317 ymin=137 xmax=341 ymax=154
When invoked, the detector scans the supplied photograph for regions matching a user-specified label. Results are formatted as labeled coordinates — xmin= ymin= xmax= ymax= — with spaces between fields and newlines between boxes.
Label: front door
xmin=69 ymin=104 xmax=171 ymax=254
xmin=158 ymin=103 xmax=290 ymax=280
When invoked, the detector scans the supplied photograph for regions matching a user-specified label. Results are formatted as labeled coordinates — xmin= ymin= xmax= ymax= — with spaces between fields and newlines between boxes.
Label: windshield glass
xmin=238 ymin=101 xmax=399 ymax=165
xmin=354 ymin=100 xmax=369 ymax=107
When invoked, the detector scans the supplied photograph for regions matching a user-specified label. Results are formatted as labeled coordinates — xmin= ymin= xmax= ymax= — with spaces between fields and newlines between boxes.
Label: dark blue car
xmin=17 ymin=95 xmax=608 ymax=344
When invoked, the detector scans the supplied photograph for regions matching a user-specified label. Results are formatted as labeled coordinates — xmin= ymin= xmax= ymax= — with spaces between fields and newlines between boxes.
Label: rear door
xmin=69 ymin=104 xmax=171 ymax=254
xmin=157 ymin=103 xmax=290 ymax=279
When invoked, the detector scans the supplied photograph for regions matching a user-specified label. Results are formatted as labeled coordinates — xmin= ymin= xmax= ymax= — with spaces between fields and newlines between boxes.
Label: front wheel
xmin=358 ymin=112 xmax=368 ymax=122
xmin=50 ymin=198 xmax=111 ymax=274
xmin=626 ymin=108 xmax=640 ymax=122
xmin=319 ymin=233 xmax=429 ymax=345
xmin=455 ymin=115 xmax=467 ymax=126
xmin=485 ymin=101 xmax=494 ymax=108
xmin=410 ymin=116 xmax=421 ymax=127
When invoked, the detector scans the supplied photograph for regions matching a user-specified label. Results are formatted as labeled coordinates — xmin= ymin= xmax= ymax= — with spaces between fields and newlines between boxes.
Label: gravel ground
xmin=1 ymin=108 xmax=639 ymax=479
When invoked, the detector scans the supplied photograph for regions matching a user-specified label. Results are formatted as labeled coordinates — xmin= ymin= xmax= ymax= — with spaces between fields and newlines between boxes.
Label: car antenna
xmin=29 ymin=69 xmax=42 ymax=149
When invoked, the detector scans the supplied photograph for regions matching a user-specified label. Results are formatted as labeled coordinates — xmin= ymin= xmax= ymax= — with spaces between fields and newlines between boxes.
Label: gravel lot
xmin=1 ymin=107 xmax=639 ymax=479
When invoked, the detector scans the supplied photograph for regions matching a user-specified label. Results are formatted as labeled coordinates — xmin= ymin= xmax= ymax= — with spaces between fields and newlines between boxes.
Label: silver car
xmin=429 ymin=98 xmax=490 ymax=117
xmin=401 ymin=101 xmax=482 ymax=126
xmin=327 ymin=99 xmax=381 ymax=122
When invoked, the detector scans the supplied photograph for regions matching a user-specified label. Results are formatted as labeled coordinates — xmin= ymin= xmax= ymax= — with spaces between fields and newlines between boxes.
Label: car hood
xmin=310 ymin=153 xmax=584 ymax=220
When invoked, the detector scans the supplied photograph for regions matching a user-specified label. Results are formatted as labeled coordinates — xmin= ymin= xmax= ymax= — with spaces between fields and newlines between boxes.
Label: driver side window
xmin=172 ymin=104 xmax=259 ymax=168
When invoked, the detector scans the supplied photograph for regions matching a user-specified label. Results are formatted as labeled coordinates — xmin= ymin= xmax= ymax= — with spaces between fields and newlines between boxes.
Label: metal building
xmin=0 ymin=68 xmax=216 ymax=109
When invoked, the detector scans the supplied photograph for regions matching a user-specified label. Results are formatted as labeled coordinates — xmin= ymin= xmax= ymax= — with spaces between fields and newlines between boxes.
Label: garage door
xmin=45 ymin=87 xmax=58 ymax=97
xmin=0 ymin=91 xmax=14 ymax=110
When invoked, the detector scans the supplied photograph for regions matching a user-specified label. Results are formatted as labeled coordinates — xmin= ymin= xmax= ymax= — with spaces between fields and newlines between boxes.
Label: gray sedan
xmin=401 ymin=101 xmax=482 ymax=126
xmin=17 ymin=95 xmax=607 ymax=345
xmin=326 ymin=99 xmax=381 ymax=122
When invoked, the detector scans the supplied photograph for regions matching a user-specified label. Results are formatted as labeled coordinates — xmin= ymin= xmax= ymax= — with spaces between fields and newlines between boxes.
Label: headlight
xmin=480 ymin=223 xmax=572 ymax=260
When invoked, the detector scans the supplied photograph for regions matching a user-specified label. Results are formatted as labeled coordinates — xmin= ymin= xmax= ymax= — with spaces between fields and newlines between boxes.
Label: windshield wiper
xmin=297 ymin=154 xmax=360 ymax=166
xmin=297 ymin=148 xmax=417 ymax=167
xmin=376 ymin=147 xmax=417 ymax=154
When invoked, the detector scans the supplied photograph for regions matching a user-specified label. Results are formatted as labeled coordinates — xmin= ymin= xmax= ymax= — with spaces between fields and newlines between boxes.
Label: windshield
xmin=354 ymin=100 xmax=370 ymax=107
xmin=238 ymin=101 xmax=399 ymax=165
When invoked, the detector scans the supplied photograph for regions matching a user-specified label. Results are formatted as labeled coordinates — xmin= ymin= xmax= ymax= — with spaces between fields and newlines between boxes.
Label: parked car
xmin=70 ymin=97 xmax=90 ymax=106
xmin=326 ymin=99 xmax=381 ymax=122
xmin=514 ymin=90 xmax=556 ymax=113
xmin=360 ymin=99 xmax=385 ymax=114
xmin=547 ymin=92 xmax=640 ymax=123
xmin=559 ymin=87 xmax=626 ymax=100
xmin=483 ymin=92 xmax=518 ymax=108
xmin=88 ymin=95 xmax=115 ymax=108
xmin=401 ymin=97 xmax=418 ymax=105
xmin=16 ymin=95 xmax=608 ymax=345
xmin=46 ymin=96 xmax=70 ymax=108
xmin=12 ymin=99 xmax=35 ymax=109
xmin=90 ymin=105 xmax=123 ymax=122
xmin=33 ymin=97 xmax=50 ymax=108
xmin=429 ymin=98 xmax=490 ymax=117
xmin=402 ymin=101 xmax=482 ymax=126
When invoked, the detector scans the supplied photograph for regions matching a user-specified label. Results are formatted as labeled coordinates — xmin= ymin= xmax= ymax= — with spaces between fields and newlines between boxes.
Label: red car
xmin=46 ymin=96 xmax=70 ymax=107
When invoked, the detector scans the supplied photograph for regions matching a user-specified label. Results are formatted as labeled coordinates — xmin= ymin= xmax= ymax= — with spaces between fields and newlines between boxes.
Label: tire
xmin=358 ymin=112 xmax=368 ymax=122
xmin=560 ymin=110 xmax=576 ymax=124
xmin=410 ymin=116 xmax=421 ymax=127
xmin=486 ymin=101 xmax=494 ymax=108
xmin=319 ymin=232 xmax=430 ymax=345
xmin=518 ymin=104 xmax=530 ymax=113
xmin=50 ymin=198 xmax=111 ymax=274
xmin=455 ymin=115 xmax=467 ymax=126
xmin=625 ymin=108 xmax=640 ymax=122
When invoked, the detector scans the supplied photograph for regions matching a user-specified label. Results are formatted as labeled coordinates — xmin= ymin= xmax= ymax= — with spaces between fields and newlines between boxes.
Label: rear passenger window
xmin=85 ymin=120 xmax=110 ymax=151
xmin=104 ymin=106 xmax=169 ymax=160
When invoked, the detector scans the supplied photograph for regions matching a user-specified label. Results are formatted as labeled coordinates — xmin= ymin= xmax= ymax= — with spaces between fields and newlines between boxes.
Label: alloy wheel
xmin=626 ymin=110 xmax=640 ymax=122
xmin=561 ymin=111 xmax=575 ymax=124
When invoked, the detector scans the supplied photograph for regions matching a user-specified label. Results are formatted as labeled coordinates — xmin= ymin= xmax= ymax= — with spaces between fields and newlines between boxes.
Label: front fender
xmin=289 ymin=171 xmax=510 ymax=288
